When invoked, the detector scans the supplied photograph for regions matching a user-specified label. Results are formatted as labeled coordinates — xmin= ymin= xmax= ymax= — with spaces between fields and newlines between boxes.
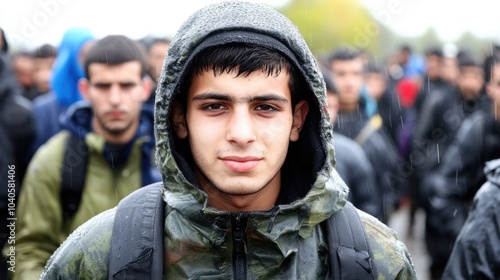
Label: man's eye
xmin=203 ymin=104 xmax=227 ymax=110
xmin=120 ymin=83 xmax=136 ymax=90
xmin=255 ymin=104 xmax=278 ymax=112
xmin=94 ymin=84 xmax=111 ymax=90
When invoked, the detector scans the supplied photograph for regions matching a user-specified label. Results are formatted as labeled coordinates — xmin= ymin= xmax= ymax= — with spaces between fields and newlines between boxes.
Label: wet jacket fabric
xmin=442 ymin=159 xmax=500 ymax=279
xmin=425 ymin=109 xmax=500 ymax=240
xmin=10 ymin=101 xmax=160 ymax=280
xmin=41 ymin=2 xmax=416 ymax=279
xmin=334 ymin=132 xmax=384 ymax=221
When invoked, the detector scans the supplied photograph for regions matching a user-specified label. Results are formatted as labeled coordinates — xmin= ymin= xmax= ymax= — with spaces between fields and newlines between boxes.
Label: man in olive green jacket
xmin=7 ymin=35 xmax=161 ymax=280
xmin=41 ymin=2 xmax=416 ymax=279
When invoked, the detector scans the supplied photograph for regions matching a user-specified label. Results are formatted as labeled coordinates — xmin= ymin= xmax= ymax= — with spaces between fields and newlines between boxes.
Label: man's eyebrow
xmin=192 ymin=92 xmax=288 ymax=103
xmin=192 ymin=92 xmax=232 ymax=102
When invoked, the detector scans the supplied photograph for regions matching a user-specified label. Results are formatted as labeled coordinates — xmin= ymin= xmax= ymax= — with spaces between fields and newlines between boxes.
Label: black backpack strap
xmin=324 ymin=201 xmax=377 ymax=279
xmin=109 ymin=182 xmax=165 ymax=280
xmin=61 ymin=133 xmax=89 ymax=219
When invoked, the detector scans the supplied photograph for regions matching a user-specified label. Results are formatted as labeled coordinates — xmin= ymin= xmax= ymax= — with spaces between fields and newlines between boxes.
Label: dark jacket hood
xmin=154 ymin=1 xmax=348 ymax=218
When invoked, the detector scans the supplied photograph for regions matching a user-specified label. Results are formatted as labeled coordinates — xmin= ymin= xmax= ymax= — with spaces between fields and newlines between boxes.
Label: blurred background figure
xmin=11 ymin=51 xmax=36 ymax=100
xmin=28 ymin=27 xmax=94 ymax=160
xmin=31 ymin=44 xmax=57 ymax=99
xmin=442 ymin=158 xmax=500 ymax=280
xmin=0 ymin=28 xmax=8 ymax=53
xmin=139 ymin=37 xmax=170 ymax=104
xmin=410 ymin=50 xmax=489 ymax=280
xmin=0 ymin=37 xmax=35 ymax=280
xmin=327 ymin=48 xmax=404 ymax=224
xmin=424 ymin=53 xmax=500 ymax=279
xmin=322 ymin=67 xmax=384 ymax=221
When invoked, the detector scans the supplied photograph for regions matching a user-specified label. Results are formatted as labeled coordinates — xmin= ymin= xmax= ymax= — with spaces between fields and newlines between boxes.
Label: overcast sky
xmin=0 ymin=0 xmax=497 ymax=50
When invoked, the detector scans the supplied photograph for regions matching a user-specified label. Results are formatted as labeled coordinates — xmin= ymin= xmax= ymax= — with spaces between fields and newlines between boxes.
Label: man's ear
xmin=171 ymin=100 xmax=188 ymax=139
xmin=290 ymin=100 xmax=309 ymax=142
xmin=140 ymin=76 xmax=153 ymax=102
xmin=78 ymin=78 xmax=90 ymax=100
xmin=486 ymin=82 xmax=493 ymax=99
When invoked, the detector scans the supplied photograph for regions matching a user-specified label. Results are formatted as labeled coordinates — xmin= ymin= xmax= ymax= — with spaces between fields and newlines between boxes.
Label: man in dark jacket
xmin=411 ymin=52 xmax=488 ymax=199
xmin=41 ymin=2 xmax=416 ymax=279
xmin=323 ymin=68 xmax=384 ymax=221
xmin=328 ymin=48 xmax=404 ymax=223
xmin=424 ymin=54 xmax=500 ymax=279
xmin=442 ymin=158 xmax=500 ymax=279
xmin=413 ymin=46 xmax=453 ymax=115
xmin=411 ymin=51 xmax=490 ymax=280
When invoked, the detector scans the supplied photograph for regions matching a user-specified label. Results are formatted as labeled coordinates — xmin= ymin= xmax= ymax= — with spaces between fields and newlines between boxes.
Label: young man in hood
xmin=41 ymin=2 xmax=416 ymax=279
xmin=9 ymin=35 xmax=161 ymax=280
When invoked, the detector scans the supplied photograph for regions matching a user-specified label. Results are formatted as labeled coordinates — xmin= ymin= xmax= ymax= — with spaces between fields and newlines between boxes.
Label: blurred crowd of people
xmin=317 ymin=43 xmax=500 ymax=279
xmin=1 ymin=23 xmax=499 ymax=279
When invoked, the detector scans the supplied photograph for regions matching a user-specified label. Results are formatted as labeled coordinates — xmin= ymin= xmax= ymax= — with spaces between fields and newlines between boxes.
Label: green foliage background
xmin=278 ymin=0 xmax=495 ymax=63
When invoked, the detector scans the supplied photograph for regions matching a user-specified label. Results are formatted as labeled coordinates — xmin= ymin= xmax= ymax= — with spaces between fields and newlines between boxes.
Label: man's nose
xmin=226 ymin=108 xmax=256 ymax=145
xmin=109 ymin=85 xmax=121 ymax=104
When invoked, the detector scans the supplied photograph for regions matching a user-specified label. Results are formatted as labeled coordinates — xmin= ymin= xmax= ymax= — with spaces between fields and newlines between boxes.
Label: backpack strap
xmin=109 ymin=182 xmax=165 ymax=280
xmin=354 ymin=114 xmax=382 ymax=146
xmin=60 ymin=133 xmax=89 ymax=219
xmin=324 ymin=201 xmax=377 ymax=279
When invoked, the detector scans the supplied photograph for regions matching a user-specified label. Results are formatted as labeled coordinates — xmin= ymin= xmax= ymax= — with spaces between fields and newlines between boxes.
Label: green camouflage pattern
xmin=42 ymin=2 xmax=416 ymax=279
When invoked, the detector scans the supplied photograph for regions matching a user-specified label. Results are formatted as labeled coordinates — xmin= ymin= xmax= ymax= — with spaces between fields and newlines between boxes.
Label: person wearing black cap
xmin=41 ymin=2 xmax=416 ymax=279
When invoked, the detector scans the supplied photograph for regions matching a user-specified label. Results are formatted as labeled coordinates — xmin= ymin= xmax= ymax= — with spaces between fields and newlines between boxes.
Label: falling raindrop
xmin=436 ymin=143 xmax=440 ymax=164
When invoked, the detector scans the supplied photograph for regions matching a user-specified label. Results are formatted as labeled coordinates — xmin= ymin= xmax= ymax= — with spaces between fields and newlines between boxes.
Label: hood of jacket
xmin=50 ymin=27 xmax=94 ymax=108
xmin=154 ymin=1 xmax=348 ymax=235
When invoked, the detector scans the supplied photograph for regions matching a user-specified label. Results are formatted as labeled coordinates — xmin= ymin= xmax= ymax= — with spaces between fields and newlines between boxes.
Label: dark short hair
xmin=179 ymin=43 xmax=303 ymax=107
xmin=83 ymin=35 xmax=147 ymax=79
xmin=400 ymin=44 xmax=412 ymax=53
xmin=365 ymin=62 xmax=384 ymax=74
xmin=147 ymin=38 xmax=171 ymax=53
xmin=424 ymin=46 xmax=443 ymax=58
xmin=327 ymin=48 xmax=361 ymax=65
xmin=33 ymin=44 xmax=57 ymax=59
xmin=457 ymin=51 xmax=481 ymax=69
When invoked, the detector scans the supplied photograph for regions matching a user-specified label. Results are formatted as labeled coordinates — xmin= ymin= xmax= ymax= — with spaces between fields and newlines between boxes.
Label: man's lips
xmin=107 ymin=111 xmax=125 ymax=119
xmin=220 ymin=156 xmax=261 ymax=172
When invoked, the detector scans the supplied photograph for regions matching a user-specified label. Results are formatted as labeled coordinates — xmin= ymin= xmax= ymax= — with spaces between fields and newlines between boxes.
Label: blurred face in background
xmin=326 ymin=90 xmax=339 ymax=124
xmin=147 ymin=41 xmax=170 ymax=82
xmin=486 ymin=64 xmax=500 ymax=108
xmin=12 ymin=55 xmax=35 ymax=88
xmin=366 ymin=72 xmax=387 ymax=101
xmin=425 ymin=54 xmax=442 ymax=80
xmin=79 ymin=61 xmax=151 ymax=144
xmin=33 ymin=57 xmax=55 ymax=93
xmin=330 ymin=57 xmax=364 ymax=111
xmin=457 ymin=66 xmax=483 ymax=100
xmin=441 ymin=56 xmax=459 ymax=85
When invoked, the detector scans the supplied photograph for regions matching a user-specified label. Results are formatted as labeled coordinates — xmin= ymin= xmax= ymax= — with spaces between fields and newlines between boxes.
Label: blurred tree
xmin=279 ymin=0 xmax=379 ymax=56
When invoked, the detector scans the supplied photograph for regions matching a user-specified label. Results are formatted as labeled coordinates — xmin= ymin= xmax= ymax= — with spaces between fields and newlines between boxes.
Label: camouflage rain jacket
xmin=41 ymin=2 xmax=416 ymax=279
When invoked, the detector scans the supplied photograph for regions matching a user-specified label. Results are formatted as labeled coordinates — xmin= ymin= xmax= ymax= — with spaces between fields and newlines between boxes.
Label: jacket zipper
xmin=232 ymin=213 xmax=248 ymax=280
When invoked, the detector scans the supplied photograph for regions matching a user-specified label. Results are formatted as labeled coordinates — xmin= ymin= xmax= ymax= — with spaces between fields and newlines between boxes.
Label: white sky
xmin=1 ymin=0 xmax=498 ymax=50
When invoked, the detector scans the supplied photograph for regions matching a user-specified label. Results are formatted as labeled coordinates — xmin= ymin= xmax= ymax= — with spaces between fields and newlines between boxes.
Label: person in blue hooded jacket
xmin=28 ymin=27 xmax=94 ymax=160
